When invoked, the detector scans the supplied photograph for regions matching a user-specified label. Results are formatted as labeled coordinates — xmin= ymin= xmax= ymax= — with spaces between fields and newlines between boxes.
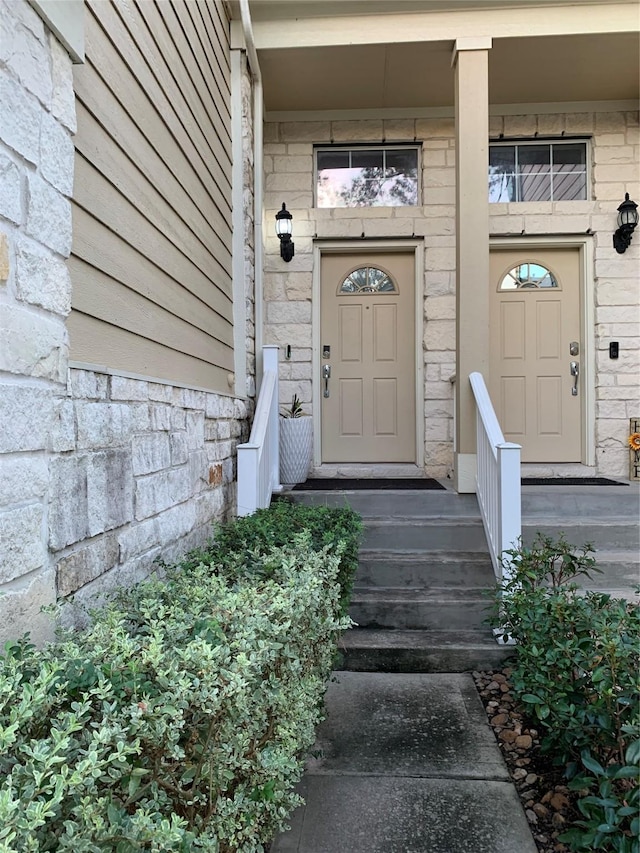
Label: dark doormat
xmin=521 ymin=477 xmax=627 ymax=486
xmin=291 ymin=478 xmax=446 ymax=491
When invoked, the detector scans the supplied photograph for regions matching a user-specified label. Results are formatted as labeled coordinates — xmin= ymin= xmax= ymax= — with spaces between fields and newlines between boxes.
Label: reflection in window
xmin=489 ymin=142 xmax=587 ymax=202
xmin=339 ymin=267 xmax=397 ymax=293
xmin=317 ymin=147 xmax=419 ymax=208
xmin=499 ymin=263 xmax=559 ymax=290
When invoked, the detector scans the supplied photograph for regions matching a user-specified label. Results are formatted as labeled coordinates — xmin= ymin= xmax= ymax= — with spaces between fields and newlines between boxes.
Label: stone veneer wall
xmin=0 ymin=0 xmax=253 ymax=646
xmin=262 ymin=111 xmax=639 ymax=479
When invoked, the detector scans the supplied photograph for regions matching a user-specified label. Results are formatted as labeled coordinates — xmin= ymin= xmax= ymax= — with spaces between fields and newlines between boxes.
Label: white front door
xmin=489 ymin=248 xmax=582 ymax=463
xmin=320 ymin=252 xmax=416 ymax=463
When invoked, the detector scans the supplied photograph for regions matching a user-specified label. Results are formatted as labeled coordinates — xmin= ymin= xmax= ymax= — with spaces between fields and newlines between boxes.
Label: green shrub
xmin=196 ymin=498 xmax=363 ymax=614
xmin=492 ymin=534 xmax=640 ymax=853
xmin=0 ymin=532 xmax=353 ymax=852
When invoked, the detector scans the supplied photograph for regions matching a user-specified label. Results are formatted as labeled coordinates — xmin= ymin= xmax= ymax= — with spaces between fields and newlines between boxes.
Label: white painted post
xmin=497 ymin=442 xmax=522 ymax=582
xmin=237 ymin=444 xmax=259 ymax=517
xmin=262 ymin=345 xmax=281 ymax=493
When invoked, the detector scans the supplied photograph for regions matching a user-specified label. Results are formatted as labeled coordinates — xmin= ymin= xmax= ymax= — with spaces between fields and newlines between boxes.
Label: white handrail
xmin=469 ymin=371 xmax=521 ymax=582
xmin=237 ymin=346 xmax=281 ymax=516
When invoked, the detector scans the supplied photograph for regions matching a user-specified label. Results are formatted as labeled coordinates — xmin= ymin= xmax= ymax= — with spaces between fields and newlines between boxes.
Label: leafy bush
xmin=197 ymin=498 xmax=363 ymax=614
xmin=0 ymin=520 xmax=357 ymax=851
xmin=492 ymin=534 xmax=640 ymax=853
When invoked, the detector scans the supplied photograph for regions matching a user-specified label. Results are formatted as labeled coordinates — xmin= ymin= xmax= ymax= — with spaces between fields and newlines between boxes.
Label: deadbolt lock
xmin=569 ymin=341 xmax=579 ymax=356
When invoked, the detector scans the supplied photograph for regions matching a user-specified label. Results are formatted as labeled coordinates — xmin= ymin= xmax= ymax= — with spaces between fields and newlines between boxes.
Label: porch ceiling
xmin=259 ymin=32 xmax=640 ymax=114
xmin=231 ymin=0 xmax=640 ymax=116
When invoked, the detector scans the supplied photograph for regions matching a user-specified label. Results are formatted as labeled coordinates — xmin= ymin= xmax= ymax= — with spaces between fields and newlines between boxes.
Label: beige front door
xmin=489 ymin=248 xmax=582 ymax=463
xmin=320 ymin=252 xmax=416 ymax=463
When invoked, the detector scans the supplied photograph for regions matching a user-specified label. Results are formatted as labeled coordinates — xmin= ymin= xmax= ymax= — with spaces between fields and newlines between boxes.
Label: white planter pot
xmin=279 ymin=417 xmax=313 ymax=485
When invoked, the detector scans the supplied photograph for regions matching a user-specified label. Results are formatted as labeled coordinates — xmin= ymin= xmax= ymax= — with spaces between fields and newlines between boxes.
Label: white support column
xmin=453 ymin=37 xmax=492 ymax=493
xmin=263 ymin=345 xmax=281 ymax=493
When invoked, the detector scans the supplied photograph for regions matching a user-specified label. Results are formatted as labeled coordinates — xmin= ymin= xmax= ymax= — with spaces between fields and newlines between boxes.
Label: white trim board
xmin=265 ymin=100 xmax=638 ymax=123
xmin=312 ymin=239 xmax=425 ymax=471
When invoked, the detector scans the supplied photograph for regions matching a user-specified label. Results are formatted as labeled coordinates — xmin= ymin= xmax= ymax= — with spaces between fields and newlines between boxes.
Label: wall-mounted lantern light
xmin=275 ymin=202 xmax=294 ymax=262
xmin=613 ymin=193 xmax=639 ymax=254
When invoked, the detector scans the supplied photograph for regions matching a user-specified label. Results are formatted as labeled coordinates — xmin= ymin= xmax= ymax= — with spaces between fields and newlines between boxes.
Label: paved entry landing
xmin=271 ymin=672 xmax=538 ymax=853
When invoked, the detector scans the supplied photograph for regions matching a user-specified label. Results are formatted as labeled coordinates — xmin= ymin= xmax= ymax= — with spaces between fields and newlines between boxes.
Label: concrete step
xmin=338 ymin=628 xmax=512 ymax=673
xmin=363 ymin=518 xmax=489 ymax=552
xmin=356 ymin=550 xmax=496 ymax=588
xmin=521 ymin=484 xmax=639 ymax=519
xmin=582 ymin=551 xmax=640 ymax=595
xmin=522 ymin=519 xmax=639 ymax=551
xmin=288 ymin=488 xmax=481 ymax=518
xmin=350 ymin=588 xmax=492 ymax=630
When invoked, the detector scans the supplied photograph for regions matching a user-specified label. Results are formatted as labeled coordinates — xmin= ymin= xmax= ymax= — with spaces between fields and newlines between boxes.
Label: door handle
xmin=322 ymin=364 xmax=331 ymax=398
xmin=570 ymin=361 xmax=579 ymax=396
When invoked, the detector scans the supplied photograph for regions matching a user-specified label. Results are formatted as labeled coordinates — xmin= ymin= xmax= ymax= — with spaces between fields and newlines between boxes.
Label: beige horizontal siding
xmin=70 ymin=0 xmax=234 ymax=393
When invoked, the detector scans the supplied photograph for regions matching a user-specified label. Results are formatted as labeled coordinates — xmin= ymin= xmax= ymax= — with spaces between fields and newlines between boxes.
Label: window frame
xmin=488 ymin=137 xmax=590 ymax=204
xmin=314 ymin=143 xmax=422 ymax=209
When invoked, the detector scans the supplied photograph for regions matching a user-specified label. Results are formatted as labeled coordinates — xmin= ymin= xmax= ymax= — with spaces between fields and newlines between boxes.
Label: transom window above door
xmin=316 ymin=146 xmax=420 ymax=208
xmin=339 ymin=266 xmax=398 ymax=293
xmin=499 ymin=262 xmax=559 ymax=290
xmin=489 ymin=141 xmax=588 ymax=203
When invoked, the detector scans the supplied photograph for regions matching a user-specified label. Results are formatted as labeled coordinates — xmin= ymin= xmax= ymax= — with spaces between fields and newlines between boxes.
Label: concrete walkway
xmin=271 ymin=672 xmax=538 ymax=853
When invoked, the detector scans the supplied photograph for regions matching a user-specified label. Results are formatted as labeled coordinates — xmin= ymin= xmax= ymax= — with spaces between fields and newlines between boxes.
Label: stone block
xmin=170 ymin=431 xmax=189 ymax=464
xmin=110 ymin=375 xmax=149 ymax=401
xmin=265 ymin=323 xmax=312 ymax=348
xmin=87 ymin=448 xmax=134 ymax=536
xmin=0 ymin=231 xmax=8 ymax=282
xmin=424 ymin=271 xmax=454 ymax=297
xmin=132 ymin=433 xmax=171 ymax=476
xmin=25 ymin=172 xmax=71 ymax=255
xmin=0 ymin=567 xmax=56 ymax=648
xmin=265 ymin=172 xmax=312 ymax=192
xmin=135 ymin=466 xmax=191 ymax=520
xmin=39 ymin=111 xmax=74 ymax=196
xmin=0 ymin=504 xmax=46 ymax=583
xmin=189 ymin=449 xmax=209 ymax=492
xmin=205 ymin=439 xmax=232 ymax=463
xmin=536 ymin=114 xmax=564 ymax=135
xmin=148 ymin=382 xmax=173 ymax=403
xmin=50 ymin=398 xmax=76 ymax=452
xmin=596 ymin=133 xmax=626 ymax=147
xmin=149 ymin=403 xmax=171 ymax=431
xmin=217 ymin=420 xmax=231 ymax=440
xmin=273 ymin=155 xmax=313 ymax=173
xmin=365 ymin=218 xmax=415 ymax=237
xmin=424 ymin=168 xmax=455 ymax=188
xmin=425 ymin=296 xmax=455 ymax=320
xmin=56 ymin=533 xmax=119 ymax=597
xmin=383 ymin=119 xmax=416 ymax=141
xmin=594 ymin=146 xmax=635 ymax=165
xmin=0 ymin=303 xmax=68 ymax=382
xmin=186 ymin=409 xmax=205 ymax=450
xmin=0 ymin=71 xmax=41 ymax=163
xmin=0 ymin=384 xmax=54 ymax=452
xmin=596 ymin=306 xmax=639 ymax=324
xmin=596 ymin=280 xmax=640 ymax=305
xmin=279 ymin=121 xmax=331 ymax=142
xmin=415 ymin=117 xmax=454 ymax=139
xmin=595 ymin=112 xmax=626 ymax=133
xmin=330 ymin=120 xmax=383 ymax=142
xmin=76 ymin=402 xmax=134 ymax=450
xmin=2 ymin=5 xmax=52 ymax=106
xmin=68 ymin=368 xmax=108 ymax=400
xmin=425 ymin=247 xmax=455 ymax=272
xmin=49 ymin=454 xmax=89 ymax=550
xmin=267 ymin=300 xmax=311 ymax=324
xmin=15 ymin=237 xmax=72 ymax=315
xmin=172 ymin=406 xmax=187 ymax=429
xmin=195 ymin=488 xmax=226 ymax=527
xmin=594 ymin=163 xmax=640 ymax=184
xmin=49 ymin=32 xmax=76 ymax=133
xmin=424 ymin=320 xmax=455 ymax=352
xmin=565 ymin=113 xmax=594 ymax=134
xmin=0 ymin=454 xmax=48 ymax=507
xmin=424 ymin=186 xmax=455 ymax=205
xmin=0 ymin=152 xmax=22 ymax=224
xmin=183 ymin=388 xmax=206 ymax=410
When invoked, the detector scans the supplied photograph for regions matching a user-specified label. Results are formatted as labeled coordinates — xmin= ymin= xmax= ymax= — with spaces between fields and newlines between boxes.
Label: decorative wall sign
xmin=629 ymin=418 xmax=640 ymax=481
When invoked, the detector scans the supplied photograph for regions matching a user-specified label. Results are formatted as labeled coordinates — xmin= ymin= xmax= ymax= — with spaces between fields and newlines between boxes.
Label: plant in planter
xmin=279 ymin=394 xmax=313 ymax=485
